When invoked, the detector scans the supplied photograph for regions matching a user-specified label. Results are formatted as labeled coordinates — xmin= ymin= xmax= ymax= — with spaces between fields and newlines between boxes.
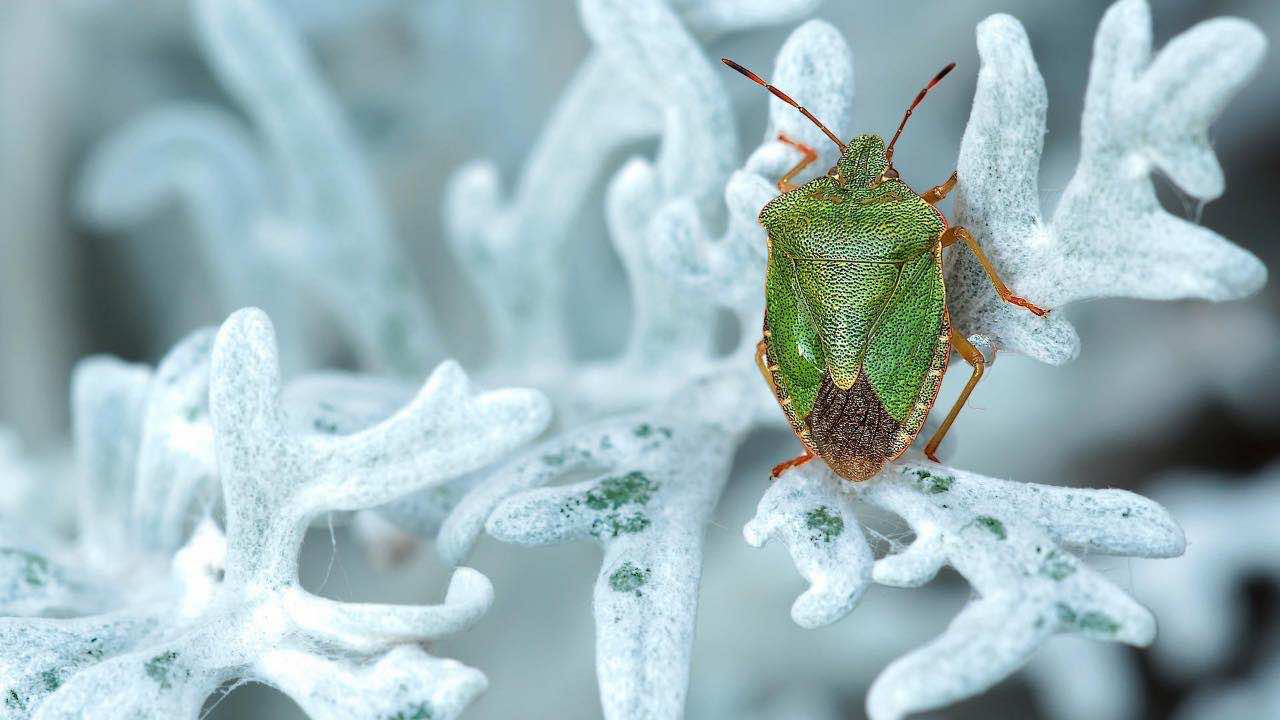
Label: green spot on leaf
xmin=585 ymin=471 xmax=657 ymax=511
xmin=1055 ymin=603 xmax=1120 ymax=635
xmin=591 ymin=513 xmax=651 ymax=538
xmin=39 ymin=669 xmax=60 ymax=692
xmin=608 ymin=561 xmax=650 ymax=595
xmin=1040 ymin=550 xmax=1076 ymax=580
xmin=911 ymin=469 xmax=954 ymax=494
xmin=144 ymin=651 xmax=188 ymax=690
xmin=384 ymin=703 xmax=433 ymax=720
xmin=632 ymin=424 xmax=673 ymax=440
xmin=1078 ymin=611 xmax=1121 ymax=634
xmin=973 ymin=516 xmax=1006 ymax=540
xmin=804 ymin=506 xmax=844 ymax=543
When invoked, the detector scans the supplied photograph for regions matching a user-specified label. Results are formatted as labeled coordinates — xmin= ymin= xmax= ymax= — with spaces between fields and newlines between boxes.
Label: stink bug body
xmin=723 ymin=58 xmax=1048 ymax=482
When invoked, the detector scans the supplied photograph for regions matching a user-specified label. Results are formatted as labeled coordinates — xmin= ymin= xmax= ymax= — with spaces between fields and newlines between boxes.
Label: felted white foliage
xmin=440 ymin=351 xmax=759 ymax=718
xmin=129 ymin=329 xmax=220 ymax=556
xmin=0 ymin=331 xmax=215 ymax=619
xmin=741 ymin=464 xmax=870 ymax=629
xmin=0 ymin=308 xmax=552 ymax=719
xmin=426 ymin=0 xmax=1268 ymax=715
xmin=947 ymin=0 xmax=1267 ymax=364
xmin=79 ymin=0 xmax=440 ymax=376
xmin=561 ymin=0 xmax=748 ymax=419
xmin=747 ymin=461 xmax=1184 ymax=719
xmin=430 ymin=2 xmax=816 ymax=715
xmin=653 ymin=18 xmax=853 ymax=327
xmin=476 ymin=415 xmax=738 ymax=720
xmin=1019 ymin=467 xmax=1280 ymax=719
xmin=443 ymin=0 xmax=817 ymax=382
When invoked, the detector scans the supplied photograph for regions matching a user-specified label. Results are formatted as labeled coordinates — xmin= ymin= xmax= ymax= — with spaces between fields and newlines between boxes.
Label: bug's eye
xmin=882 ymin=166 xmax=900 ymax=180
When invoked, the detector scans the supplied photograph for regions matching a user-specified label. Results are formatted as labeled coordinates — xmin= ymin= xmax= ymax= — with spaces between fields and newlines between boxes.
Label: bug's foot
xmin=770 ymin=451 xmax=815 ymax=478
xmin=775 ymin=133 xmax=817 ymax=158
xmin=1006 ymin=295 xmax=1049 ymax=317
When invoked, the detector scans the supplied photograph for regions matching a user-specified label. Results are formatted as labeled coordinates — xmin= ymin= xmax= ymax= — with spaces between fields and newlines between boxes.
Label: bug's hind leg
xmin=923 ymin=328 xmax=986 ymax=462
xmin=921 ymin=171 xmax=957 ymax=204
xmin=775 ymin=134 xmax=818 ymax=192
xmin=757 ymin=337 xmax=816 ymax=478
xmin=755 ymin=337 xmax=783 ymax=391
xmin=771 ymin=448 xmax=816 ymax=478
xmin=941 ymin=226 xmax=1049 ymax=317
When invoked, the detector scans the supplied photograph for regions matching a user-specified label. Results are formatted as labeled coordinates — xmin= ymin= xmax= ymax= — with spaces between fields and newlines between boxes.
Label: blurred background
xmin=1 ymin=0 xmax=1277 ymax=718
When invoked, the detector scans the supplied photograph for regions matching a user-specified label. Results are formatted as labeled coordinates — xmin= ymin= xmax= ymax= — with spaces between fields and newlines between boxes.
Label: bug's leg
xmin=775 ymin=133 xmax=818 ymax=192
xmin=921 ymin=170 xmax=958 ymax=204
xmin=757 ymin=337 xmax=816 ymax=478
xmin=923 ymin=327 xmax=986 ymax=462
xmin=941 ymin=226 xmax=1049 ymax=317
xmin=771 ymin=448 xmax=816 ymax=478
xmin=754 ymin=338 xmax=770 ymax=379
xmin=755 ymin=336 xmax=784 ymax=388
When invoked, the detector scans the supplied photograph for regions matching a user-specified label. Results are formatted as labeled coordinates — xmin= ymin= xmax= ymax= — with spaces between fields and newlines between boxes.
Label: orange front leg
xmin=941 ymin=226 xmax=1048 ymax=317
xmin=921 ymin=171 xmax=957 ymax=205
xmin=775 ymin=133 xmax=818 ymax=193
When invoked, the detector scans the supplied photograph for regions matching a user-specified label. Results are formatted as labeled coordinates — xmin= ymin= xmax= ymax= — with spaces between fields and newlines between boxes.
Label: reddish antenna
xmin=721 ymin=58 xmax=847 ymax=154
xmin=884 ymin=62 xmax=956 ymax=171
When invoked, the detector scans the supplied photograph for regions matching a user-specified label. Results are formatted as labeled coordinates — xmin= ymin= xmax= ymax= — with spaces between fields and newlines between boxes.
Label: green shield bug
xmin=722 ymin=58 xmax=1048 ymax=482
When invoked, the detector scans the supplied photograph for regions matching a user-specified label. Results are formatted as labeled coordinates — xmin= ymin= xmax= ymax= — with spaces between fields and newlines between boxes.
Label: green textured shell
xmin=759 ymin=164 xmax=950 ymax=479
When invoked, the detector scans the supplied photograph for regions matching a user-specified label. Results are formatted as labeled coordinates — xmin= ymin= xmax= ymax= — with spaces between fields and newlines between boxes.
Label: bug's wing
xmin=791 ymin=258 xmax=902 ymax=391
xmin=764 ymin=253 xmax=826 ymax=420
xmin=862 ymin=253 xmax=947 ymax=423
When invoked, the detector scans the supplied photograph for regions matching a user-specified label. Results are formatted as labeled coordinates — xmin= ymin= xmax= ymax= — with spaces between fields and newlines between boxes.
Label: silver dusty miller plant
xmin=439 ymin=0 xmax=1264 ymax=717
xmin=0 ymin=0 xmax=1267 ymax=719
xmin=0 ymin=309 xmax=551 ymax=719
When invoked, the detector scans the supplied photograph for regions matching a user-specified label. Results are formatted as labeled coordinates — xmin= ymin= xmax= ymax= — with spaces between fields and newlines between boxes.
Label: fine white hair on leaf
xmin=0 ymin=308 xmax=550 ymax=719
xmin=751 ymin=460 xmax=1184 ymax=720
xmin=947 ymin=0 xmax=1267 ymax=364
xmin=742 ymin=466 xmax=872 ymax=629
xmin=428 ymin=10 xmax=840 ymax=717
xmin=131 ymin=328 xmax=219 ymax=555
xmin=460 ymin=413 xmax=737 ymax=720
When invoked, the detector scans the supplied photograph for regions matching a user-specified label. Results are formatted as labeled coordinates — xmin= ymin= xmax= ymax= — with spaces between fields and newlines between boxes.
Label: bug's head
xmin=833 ymin=134 xmax=888 ymax=188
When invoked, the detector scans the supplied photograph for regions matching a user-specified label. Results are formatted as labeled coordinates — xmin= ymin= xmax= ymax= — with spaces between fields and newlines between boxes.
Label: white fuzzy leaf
xmin=948 ymin=2 xmax=1266 ymax=363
